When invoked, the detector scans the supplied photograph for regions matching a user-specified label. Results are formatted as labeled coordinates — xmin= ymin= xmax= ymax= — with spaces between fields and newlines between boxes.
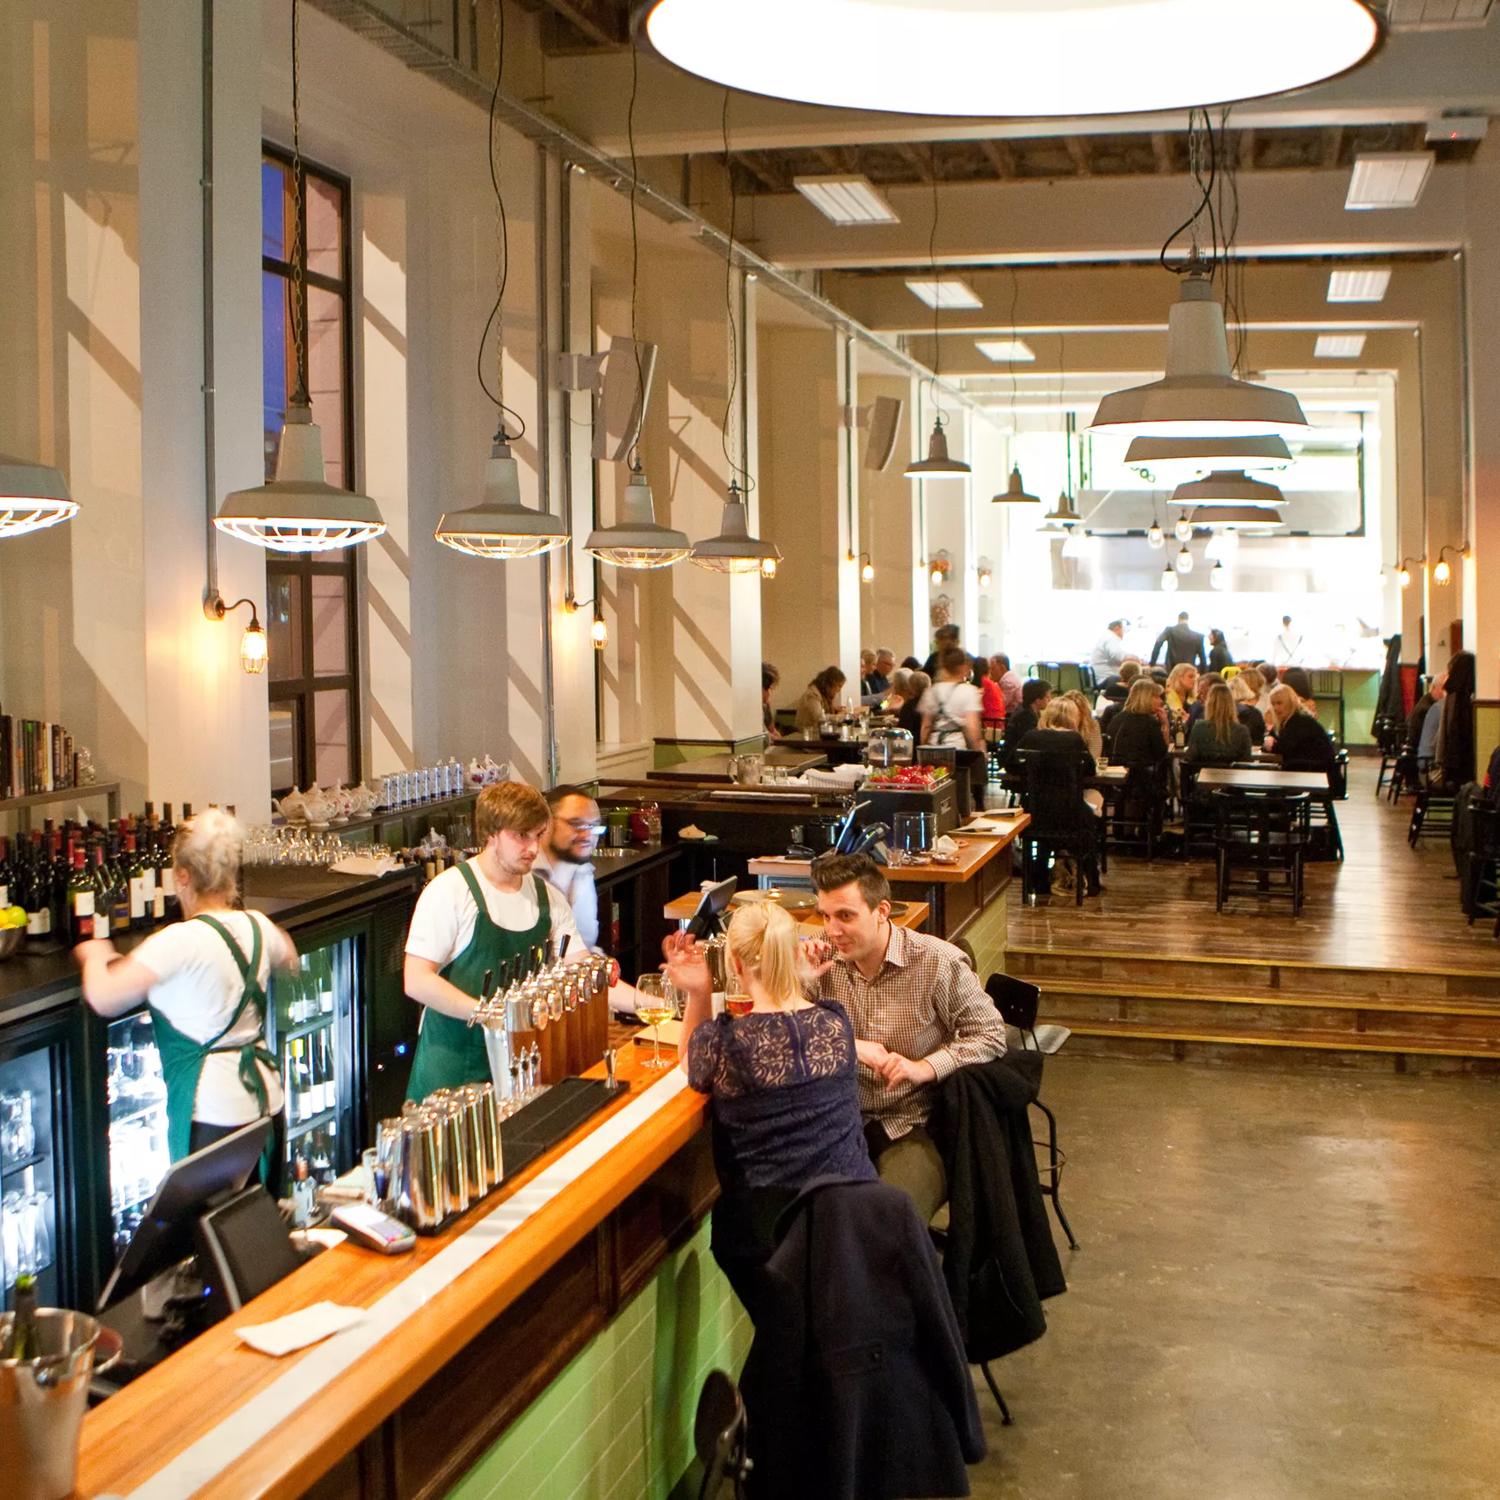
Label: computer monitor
xmin=686 ymin=877 xmax=737 ymax=939
xmin=99 ymin=1118 xmax=272 ymax=1311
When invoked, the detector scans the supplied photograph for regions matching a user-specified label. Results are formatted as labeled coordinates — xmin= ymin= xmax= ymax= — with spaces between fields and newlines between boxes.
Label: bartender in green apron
xmin=76 ymin=809 xmax=297 ymax=1193
xmin=403 ymin=780 xmax=585 ymax=1100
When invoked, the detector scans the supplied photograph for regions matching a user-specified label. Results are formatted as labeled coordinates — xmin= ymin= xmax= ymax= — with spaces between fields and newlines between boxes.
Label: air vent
xmin=1385 ymin=0 xmax=1493 ymax=30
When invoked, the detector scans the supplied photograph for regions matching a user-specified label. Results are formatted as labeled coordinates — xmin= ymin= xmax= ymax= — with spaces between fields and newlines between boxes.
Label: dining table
xmin=1193 ymin=766 xmax=1330 ymax=792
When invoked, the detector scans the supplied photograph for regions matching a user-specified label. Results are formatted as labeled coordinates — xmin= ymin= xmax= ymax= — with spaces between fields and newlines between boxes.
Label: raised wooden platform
xmin=997 ymin=762 xmax=1500 ymax=1072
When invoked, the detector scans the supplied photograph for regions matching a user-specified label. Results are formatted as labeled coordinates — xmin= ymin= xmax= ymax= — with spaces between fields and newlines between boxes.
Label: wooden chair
xmin=1015 ymin=749 xmax=1098 ymax=905
xmin=1213 ymin=788 xmax=1311 ymax=916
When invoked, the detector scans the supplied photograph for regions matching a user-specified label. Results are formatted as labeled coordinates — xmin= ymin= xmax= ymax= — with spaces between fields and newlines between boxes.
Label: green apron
xmin=405 ymin=863 xmax=551 ymax=1102
xmin=149 ymin=914 xmax=279 ymax=1175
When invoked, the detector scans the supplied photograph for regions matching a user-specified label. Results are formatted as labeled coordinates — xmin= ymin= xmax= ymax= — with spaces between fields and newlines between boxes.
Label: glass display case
xmin=105 ymin=1012 xmax=170 ymax=1262
xmin=0 ymin=1038 xmax=65 ymax=1309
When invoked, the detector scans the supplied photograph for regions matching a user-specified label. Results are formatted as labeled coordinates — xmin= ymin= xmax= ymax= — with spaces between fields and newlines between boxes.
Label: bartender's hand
xmin=73 ymin=937 xmax=117 ymax=968
xmin=876 ymin=1052 xmax=938 ymax=1090
xmin=661 ymin=931 xmax=711 ymax=1000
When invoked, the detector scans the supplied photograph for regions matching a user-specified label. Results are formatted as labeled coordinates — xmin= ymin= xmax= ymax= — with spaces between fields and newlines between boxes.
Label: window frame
xmin=261 ymin=143 xmax=362 ymax=796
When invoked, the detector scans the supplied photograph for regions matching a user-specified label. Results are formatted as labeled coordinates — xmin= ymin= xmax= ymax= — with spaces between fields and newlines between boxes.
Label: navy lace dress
xmin=687 ymin=1000 xmax=875 ymax=1297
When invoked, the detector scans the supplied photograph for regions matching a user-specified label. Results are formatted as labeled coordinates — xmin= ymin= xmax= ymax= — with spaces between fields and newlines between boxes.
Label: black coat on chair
xmin=740 ymin=1177 xmax=985 ymax=1500
xmin=927 ymin=1057 xmax=1068 ymax=1363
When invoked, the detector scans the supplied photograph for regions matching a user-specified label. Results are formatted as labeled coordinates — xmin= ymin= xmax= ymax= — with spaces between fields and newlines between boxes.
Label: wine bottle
xmin=126 ymin=832 xmax=151 ymax=930
xmin=3 ymin=1274 xmax=39 ymax=1360
xmin=0 ymin=834 xmax=11 ymax=909
xmin=23 ymin=837 xmax=52 ymax=940
xmin=48 ymin=833 xmax=68 ymax=943
xmin=91 ymin=843 xmax=112 ymax=940
xmin=107 ymin=835 xmax=130 ymax=934
xmin=68 ymin=845 xmax=95 ymax=943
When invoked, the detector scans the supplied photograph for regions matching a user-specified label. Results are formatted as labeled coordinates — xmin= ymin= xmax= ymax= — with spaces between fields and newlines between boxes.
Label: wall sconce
xmin=1396 ymin=555 xmax=1422 ymax=589
xmin=928 ymin=550 xmax=951 ymax=588
xmin=1432 ymin=544 xmax=1464 ymax=586
xmin=976 ymin=558 xmax=992 ymax=589
xmin=860 ymin=554 xmax=875 ymax=584
xmin=760 ymin=555 xmax=777 ymax=578
xmin=591 ymin=614 xmax=609 ymax=649
xmin=203 ymin=590 xmax=266 ymax=675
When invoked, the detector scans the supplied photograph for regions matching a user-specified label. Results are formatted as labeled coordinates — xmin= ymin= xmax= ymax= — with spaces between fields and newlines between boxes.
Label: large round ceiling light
xmin=637 ymin=1 xmax=1380 ymax=118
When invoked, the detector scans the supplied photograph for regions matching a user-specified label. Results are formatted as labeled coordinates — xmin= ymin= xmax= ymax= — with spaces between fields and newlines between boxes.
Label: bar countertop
xmin=76 ymin=1051 xmax=709 ymax=1499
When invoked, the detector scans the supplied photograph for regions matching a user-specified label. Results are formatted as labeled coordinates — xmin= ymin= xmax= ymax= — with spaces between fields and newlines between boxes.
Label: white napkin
xmin=931 ymin=834 xmax=960 ymax=858
xmin=237 ymin=1301 xmax=366 ymax=1357
xmin=329 ymin=855 xmax=402 ymax=877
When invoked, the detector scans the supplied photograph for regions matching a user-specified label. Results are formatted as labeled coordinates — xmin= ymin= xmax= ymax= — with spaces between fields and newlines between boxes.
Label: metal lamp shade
xmin=1090 ymin=275 xmax=1309 ymax=439
xmin=1043 ymin=490 xmax=1080 ymax=525
xmin=435 ymin=439 xmax=568 ymax=559
xmin=1125 ymin=434 xmax=1293 ymax=479
xmin=1169 ymin=469 xmax=1285 ymax=509
xmin=690 ymin=483 xmax=781 ymax=573
xmin=993 ymin=465 xmax=1040 ymax=504
xmin=905 ymin=420 xmax=970 ymax=479
xmin=585 ymin=464 xmax=691 ymax=569
xmin=1160 ymin=565 xmax=1179 ymax=593
xmin=217 ymin=404 xmax=385 ymax=553
xmin=0 ymin=453 xmax=78 ymax=538
xmin=1198 ymin=504 xmax=1286 ymax=530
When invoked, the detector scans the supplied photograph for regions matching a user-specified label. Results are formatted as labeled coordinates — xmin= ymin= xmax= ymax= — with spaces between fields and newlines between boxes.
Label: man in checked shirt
xmin=807 ymin=852 xmax=1007 ymax=1226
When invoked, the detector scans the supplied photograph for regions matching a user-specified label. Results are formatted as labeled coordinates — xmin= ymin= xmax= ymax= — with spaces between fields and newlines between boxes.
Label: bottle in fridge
xmin=0 ymin=1038 xmax=65 ymax=1311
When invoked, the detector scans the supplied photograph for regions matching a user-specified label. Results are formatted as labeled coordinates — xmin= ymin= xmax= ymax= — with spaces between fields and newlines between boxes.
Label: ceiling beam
xmin=531 ymin=0 xmax=626 ymax=50
xmin=979 ymin=138 xmax=1016 ymax=179
xmin=1150 ymin=133 xmax=1174 ymax=174
xmin=1065 ymin=136 xmax=1093 ymax=177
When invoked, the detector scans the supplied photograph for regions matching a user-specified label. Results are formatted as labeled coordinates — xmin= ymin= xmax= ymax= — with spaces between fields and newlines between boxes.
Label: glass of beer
xmin=634 ymin=974 xmax=679 ymax=1070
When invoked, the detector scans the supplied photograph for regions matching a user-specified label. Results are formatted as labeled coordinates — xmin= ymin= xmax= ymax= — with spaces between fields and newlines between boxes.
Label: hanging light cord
xmin=928 ymin=151 xmax=945 ymax=428
xmin=719 ymin=90 xmax=752 ymax=493
xmin=1159 ymin=109 xmax=1220 ymax=278
xmin=289 ymin=0 xmax=308 ymax=405
xmin=476 ymin=0 xmax=525 ymax=442
xmin=625 ymin=39 xmax=644 ymax=470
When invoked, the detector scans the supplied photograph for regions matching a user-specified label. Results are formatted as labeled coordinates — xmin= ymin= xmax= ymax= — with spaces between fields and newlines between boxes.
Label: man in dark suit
xmin=1150 ymin=611 xmax=1207 ymax=669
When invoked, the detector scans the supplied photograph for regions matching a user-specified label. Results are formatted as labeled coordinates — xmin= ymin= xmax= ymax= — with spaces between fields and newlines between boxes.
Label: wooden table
xmin=1195 ymin=766 xmax=1330 ymax=792
xmin=646 ymin=749 xmax=827 ymax=783
xmin=663 ymin=889 xmax=931 ymax=932
xmin=77 ymin=1054 xmax=711 ymax=1500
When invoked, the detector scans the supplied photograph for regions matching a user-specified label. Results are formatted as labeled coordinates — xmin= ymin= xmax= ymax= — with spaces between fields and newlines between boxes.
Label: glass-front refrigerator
xmin=105 ymin=1012 xmax=170 ymax=1263
xmin=1 ymin=1018 xmax=73 ymax=1310
xmin=269 ymin=935 xmax=360 ymax=1185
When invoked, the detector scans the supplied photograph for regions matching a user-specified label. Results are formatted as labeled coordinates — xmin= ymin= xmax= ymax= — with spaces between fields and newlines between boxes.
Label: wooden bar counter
xmin=77 ymin=1053 xmax=714 ymax=1500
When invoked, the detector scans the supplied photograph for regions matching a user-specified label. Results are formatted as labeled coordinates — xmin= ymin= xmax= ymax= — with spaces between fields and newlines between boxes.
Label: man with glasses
xmin=535 ymin=786 xmax=606 ymax=956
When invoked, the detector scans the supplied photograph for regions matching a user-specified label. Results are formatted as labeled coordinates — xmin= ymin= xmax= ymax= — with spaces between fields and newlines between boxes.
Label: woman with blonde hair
xmin=1186 ymin=682 xmax=1252 ymax=766
xmin=1164 ymin=662 xmax=1198 ymax=716
xmin=1107 ymin=678 xmax=1170 ymax=769
xmin=1062 ymin=689 xmax=1104 ymax=760
xmin=665 ymin=901 xmax=874 ymax=1317
xmin=1229 ymin=669 xmax=1267 ymax=744
xmin=76 ymin=810 xmax=297 ymax=1187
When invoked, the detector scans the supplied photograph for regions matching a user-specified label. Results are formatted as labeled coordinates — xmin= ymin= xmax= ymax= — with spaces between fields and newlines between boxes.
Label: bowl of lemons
xmin=0 ymin=908 xmax=27 ymax=959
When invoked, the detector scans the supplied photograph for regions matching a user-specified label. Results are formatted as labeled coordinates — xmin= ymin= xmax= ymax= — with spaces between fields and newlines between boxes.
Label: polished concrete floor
xmin=969 ymin=1055 xmax=1500 ymax=1500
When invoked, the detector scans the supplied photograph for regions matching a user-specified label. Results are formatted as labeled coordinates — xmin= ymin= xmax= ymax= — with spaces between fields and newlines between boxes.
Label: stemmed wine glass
xmin=633 ymin=974 xmax=679 ymax=1070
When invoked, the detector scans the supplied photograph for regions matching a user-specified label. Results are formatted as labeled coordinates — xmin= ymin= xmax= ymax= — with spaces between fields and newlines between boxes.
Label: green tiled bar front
xmin=451 ymin=1218 xmax=751 ymax=1500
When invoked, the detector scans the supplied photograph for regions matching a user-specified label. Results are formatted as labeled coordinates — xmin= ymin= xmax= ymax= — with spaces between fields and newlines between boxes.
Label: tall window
xmin=262 ymin=146 xmax=361 ymax=796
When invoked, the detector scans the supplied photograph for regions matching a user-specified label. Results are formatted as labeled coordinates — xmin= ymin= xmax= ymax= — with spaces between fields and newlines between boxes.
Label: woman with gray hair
xmin=75 ymin=809 xmax=298 ymax=1188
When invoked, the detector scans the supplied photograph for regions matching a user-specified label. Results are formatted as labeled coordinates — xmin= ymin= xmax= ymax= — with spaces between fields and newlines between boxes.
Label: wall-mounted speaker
xmin=863 ymin=394 xmax=903 ymax=472
xmin=592 ymin=335 xmax=658 ymax=462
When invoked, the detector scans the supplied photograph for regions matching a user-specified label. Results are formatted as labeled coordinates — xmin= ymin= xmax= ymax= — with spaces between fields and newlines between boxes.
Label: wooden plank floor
xmin=1003 ymin=761 xmax=1500 ymax=976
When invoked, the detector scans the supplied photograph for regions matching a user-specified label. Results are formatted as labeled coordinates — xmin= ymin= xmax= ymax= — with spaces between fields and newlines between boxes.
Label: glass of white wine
xmin=634 ymin=974 xmax=679 ymax=1071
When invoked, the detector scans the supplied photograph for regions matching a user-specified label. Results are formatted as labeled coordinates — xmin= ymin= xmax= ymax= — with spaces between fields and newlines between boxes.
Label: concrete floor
xmin=968 ymin=1056 xmax=1500 ymax=1500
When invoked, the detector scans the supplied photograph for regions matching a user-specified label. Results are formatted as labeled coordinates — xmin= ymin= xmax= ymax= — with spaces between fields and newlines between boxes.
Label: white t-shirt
xmin=920 ymin=680 xmax=982 ymax=746
xmin=131 ymin=911 xmax=289 ymax=1127
xmin=405 ymin=861 xmax=583 ymax=969
xmin=533 ymin=852 xmax=600 ymax=951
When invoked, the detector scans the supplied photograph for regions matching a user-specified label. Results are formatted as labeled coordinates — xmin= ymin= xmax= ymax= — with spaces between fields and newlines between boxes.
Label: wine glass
xmin=634 ymin=974 xmax=679 ymax=1070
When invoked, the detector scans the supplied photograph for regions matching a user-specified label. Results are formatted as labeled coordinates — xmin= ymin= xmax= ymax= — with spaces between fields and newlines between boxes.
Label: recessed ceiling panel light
xmin=906 ymin=278 xmax=983 ymax=310
xmin=976 ymin=339 xmax=1036 ymax=362
xmin=1345 ymin=152 xmax=1434 ymax=210
xmin=793 ymin=174 xmax=899 ymax=225
xmin=640 ymin=0 xmax=1381 ymax=118
xmin=1315 ymin=333 xmax=1367 ymax=357
xmin=1327 ymin=267 xmax=1392 ymax=302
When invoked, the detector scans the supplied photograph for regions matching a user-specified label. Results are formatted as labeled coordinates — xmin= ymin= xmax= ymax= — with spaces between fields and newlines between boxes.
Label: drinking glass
xmin=633 ymin=974 xmax=679 ymax=1070
xmin=893 ymin=811 xmax=934 ymax=863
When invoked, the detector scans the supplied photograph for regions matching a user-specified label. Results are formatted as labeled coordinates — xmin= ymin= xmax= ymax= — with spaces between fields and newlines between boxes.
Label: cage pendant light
xmin=217 ymin=0 xmax=383 ymax=554
xmin=0 ymin=455 xmax=77 ymax=539
xmin=585 ymin=460 xmax=691 ymax=569
xmin=690 ymin=480 xmax=781 ymax=573
xmin=435 ymin=432 xmax=568 ymax=558
xmin=1090 ymin=271 xmax=1309 ymax=440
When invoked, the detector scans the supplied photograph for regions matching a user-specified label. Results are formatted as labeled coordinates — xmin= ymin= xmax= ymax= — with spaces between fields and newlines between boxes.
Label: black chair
xmin=1388 ymin=739 xmax=1423 ymax=804
xmin=1177 ymin=761 xmax=1219 ymax=858
xmin=1409 ymin=783 xmax=1457 ymax=846
xmin=1212 ymin=788 xmax=1311 ymax=915
xmin=695 ymin=1371 xmax=752 ymax=1500
xmin=1105 ymin=759 xmax=1169 ymax=861
xmin=1305 ymin=751 xmax=1346 ymax=862
xmin=1374 ymin=715 xmax=1405 ymax=797
xmin=1015 ymin=749 xmax=1098 ymax=905
xmin=986 ymin=973 xmax=1079 ymax=1254
xmin=1460 ymin=801 xmax=1500 ymax=926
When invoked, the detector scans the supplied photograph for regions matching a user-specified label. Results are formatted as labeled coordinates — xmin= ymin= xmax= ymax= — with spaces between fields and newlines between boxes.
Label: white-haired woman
xmin=76 ymin=809 xmax=297 ymax=1189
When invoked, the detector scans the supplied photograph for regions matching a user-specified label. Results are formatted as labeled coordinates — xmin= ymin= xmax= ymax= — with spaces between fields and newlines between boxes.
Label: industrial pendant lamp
xmin=1044 ymin=490 xmax=1080 ymax=527
xmin=585 ymin=459 xmax=691 ymax=569
xmin=993 ymin=466 xmax=1041 ymax=505
xmin=217 ymin=0 xmax=384 ymax=554
xmin=638 ymin=2 xmax=1379 ymax=119
xmin=906 ymin=417 xmax=970 ymax=479
xmin=1125 ymin=435 xmax=1293 ymax=482
xmin=0 ymin=454 xmax=77 ymax=539
xmin=1169 ymin=469 xmax=1286 ymax=510
xmin=907 ymin=160 xmax=969 ymax=481
xmin=691 ymin=480 xmax=781 ymax=572
xmin=436 ymin=5 xmax=562 ymax=560
xmin=435 ymin=431 xmax=568 ymax=558
xmin=1199 ymin=504 xmax=1285 ymax=530
xmin=1090 ymin=270 xmax=1309 ymax=440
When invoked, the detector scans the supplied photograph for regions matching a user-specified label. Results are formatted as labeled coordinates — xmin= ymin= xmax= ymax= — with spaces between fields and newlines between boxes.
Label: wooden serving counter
xmin=77 ymin=1053 xmax=713 ymax=1500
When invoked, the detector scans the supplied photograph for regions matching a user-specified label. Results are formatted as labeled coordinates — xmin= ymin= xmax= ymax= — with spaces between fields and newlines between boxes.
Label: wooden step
xmin=1033 ymin=977 xmax=1500 ymax=1020
xmin=1056 ymin=1018 xmax=1500 ymax=1075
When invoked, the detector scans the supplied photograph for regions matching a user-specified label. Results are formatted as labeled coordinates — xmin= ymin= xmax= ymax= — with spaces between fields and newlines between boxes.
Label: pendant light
xmin=1090 ymin=270 xmax=1309 ymax=440
xmin=691 ymin=95 xmax=781 ymax=575
xmin=638 ymin=1 xmax=1379 ymax=119
xmin=1175 ymin=544 xmax=1195 ymax=575
xmin=0 ymin=454 xmax=77 ymax=539
xmin=1169 ymin=470 xmax=1285 ymax=510
xmin=585 ymin=459 xmax=691 ymax=568
xmin=1202 ymin=505 xmax=1285 ymax=530
xmin=1147 ymin=518 xmax=1166 ymax=550
xmin=436 ymin=5 xmax=564 ymax=560
xmin=691 ymin=480 xmax=780 ymax=572
xmin=1126 ymin=435 xmax=1293 ymax=482
xmin=907 ymin=156 xmax=969 ymax=481
xmin=1209 ymin=560 xmax=1229 ymax=591
xmin=1044 ymin=491 xmax=1080 ymax=527
xmin=1204 ymin=528 xmax=1240 ymax=563
xmin=217 ymin=0 xmax=384 ymax=554
xmin=993 ymin=466 xmax=1041 ymax=505
xmin=1174 ymin=515 xmax=1194 ymax=543
xmin=1160 ymin=564 xmax=1179 ymax=593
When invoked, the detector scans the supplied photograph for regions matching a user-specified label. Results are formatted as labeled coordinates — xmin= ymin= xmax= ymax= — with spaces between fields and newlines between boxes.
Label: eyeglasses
xmin=561 ymin=818 xmax=602 ymax=834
